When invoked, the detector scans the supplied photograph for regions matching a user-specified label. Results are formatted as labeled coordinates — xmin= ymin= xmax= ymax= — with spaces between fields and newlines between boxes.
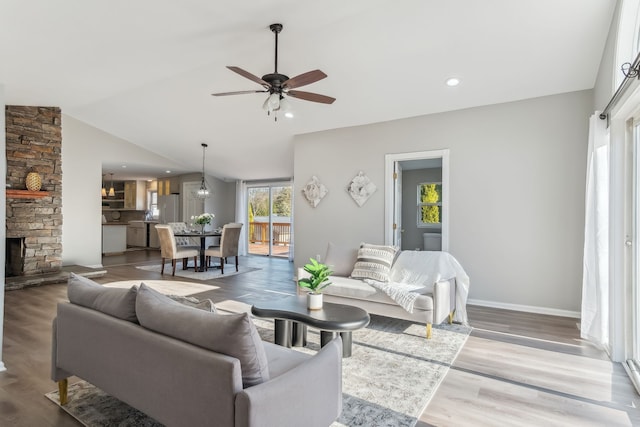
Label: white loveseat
xmin=298 ymin=243 xmax=470 ymax=338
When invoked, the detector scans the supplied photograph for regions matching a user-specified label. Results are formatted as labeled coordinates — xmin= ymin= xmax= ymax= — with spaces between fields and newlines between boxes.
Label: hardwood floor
xmin=1 ymin=250 xmax=638 ymax=426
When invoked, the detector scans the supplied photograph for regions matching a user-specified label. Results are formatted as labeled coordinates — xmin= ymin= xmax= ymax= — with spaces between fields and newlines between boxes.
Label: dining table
xmin=173 ymin=230 xmax=222 ymax=272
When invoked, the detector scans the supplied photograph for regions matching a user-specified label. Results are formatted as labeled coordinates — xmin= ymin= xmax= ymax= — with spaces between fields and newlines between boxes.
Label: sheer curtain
xmin=581 ymin=112 xmax=610 ymax=347
xmin=288 ymin=178 xmax=294 ymax=262
xmin=235 ymin=180 xmax=248 ymax=256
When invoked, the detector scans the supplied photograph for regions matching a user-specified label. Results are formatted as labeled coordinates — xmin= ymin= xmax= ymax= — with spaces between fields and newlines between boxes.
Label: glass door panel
xmin=270 ymin=186 xmax=292 ymax=258
xmin=247 ymin=185 xmax=292 ymax=258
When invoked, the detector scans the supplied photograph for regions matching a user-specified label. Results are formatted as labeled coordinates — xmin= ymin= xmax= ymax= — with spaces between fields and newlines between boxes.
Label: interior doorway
xmin=247 ymin=184 xmax=292 ymax=258
xmin=384 ymin=150 xmax=449 ymax=251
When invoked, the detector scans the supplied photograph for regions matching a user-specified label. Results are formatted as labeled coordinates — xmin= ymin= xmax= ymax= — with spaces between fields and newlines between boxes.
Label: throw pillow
xmin=135 ymin=283 xmax=269 ymax=388
xmin=165 ymin=293 xmax=217 ymax=312
xmin=324 ymin=242 xmax=359 ymax=277
xmin=350 ymin=243 xmax=398 ymax=282
xmin=67 ymin=273 xmax=138 ymax=322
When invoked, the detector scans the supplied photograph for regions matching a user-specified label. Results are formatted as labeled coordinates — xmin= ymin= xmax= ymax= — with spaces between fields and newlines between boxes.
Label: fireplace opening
xmin=6 ymin=237 xmax=25 ymax=277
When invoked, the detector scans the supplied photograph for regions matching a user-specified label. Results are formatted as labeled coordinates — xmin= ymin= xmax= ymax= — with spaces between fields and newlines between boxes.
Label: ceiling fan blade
xmin=282 ymin=70 xmax=327 ymax=89
xmin=287 ymin=90 xmax=336 ymax=104
xmin=227 ymin=66 xmax=270 ymax=88
xmin=212 ymin=90 xmax=267 ymax=97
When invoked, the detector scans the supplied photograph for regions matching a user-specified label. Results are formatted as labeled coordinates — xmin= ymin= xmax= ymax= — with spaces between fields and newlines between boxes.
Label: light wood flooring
xmin=1 ymin=250 xmax=638 ymax=426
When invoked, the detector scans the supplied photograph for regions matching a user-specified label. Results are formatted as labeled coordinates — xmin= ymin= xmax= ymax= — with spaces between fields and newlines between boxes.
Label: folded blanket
xmin=366 ymin=280 xmax=428 ymax=313
xmin=367 ymin=251 xmax=470 ymax=325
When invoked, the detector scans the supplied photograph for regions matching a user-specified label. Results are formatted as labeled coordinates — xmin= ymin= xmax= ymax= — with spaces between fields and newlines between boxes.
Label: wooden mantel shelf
xmin=6 ymin=189 xmax=50 ymax=199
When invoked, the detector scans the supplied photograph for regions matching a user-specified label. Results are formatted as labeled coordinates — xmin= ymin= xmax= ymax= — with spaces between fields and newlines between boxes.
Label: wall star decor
xmin=302 ymin=176 xmax=328 ymax=208
xmin=347 ymin=171 xmax=376 ymax=207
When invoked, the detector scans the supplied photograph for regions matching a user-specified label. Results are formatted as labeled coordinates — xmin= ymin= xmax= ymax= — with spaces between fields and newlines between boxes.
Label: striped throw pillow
xmin=350 ymin=243 xmax=398 ymax=282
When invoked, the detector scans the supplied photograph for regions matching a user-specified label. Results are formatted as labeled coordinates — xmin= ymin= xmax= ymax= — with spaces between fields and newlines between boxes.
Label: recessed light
xmin=121 ymin=165 xmax=127 ymax=168
xmin=165 ymin=170 xmax=171 ymax=174
xmin=284 ymin=112 xmax=294 ymax=119
xmin=446 ymin=78 xmax=460 ymax=87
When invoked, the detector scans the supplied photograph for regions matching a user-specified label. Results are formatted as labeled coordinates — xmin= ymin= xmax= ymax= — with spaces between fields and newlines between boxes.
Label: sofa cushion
xmin=324 ymin=242 xmax=358 ymax=277
xmin=350 ymin=243 xmax=398 ymax=282
xmin=135 ymin=283 xmax=269 ymax=388
xmin=67 ymin=273 xmax=138 ymax=323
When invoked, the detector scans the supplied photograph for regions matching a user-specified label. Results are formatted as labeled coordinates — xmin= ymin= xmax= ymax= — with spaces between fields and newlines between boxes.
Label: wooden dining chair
xmin=155 ymin=224 xmax=199 ymax=276
xmin=204 ymin=223 xmax=243 ymax=274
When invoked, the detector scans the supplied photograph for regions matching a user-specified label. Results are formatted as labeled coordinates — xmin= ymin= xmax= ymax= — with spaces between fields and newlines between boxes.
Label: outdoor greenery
xmin=248 ymin=186 xmax=291 ymax=218
xmin=420 ymin=183 xmax=441 ymax=224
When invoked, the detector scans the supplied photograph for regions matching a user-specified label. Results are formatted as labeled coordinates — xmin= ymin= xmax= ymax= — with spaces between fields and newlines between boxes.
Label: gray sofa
xmin=51 ymin=275 xmax=343 ymax=427
xmin=298 ymin=243 xmax=465 ymax=338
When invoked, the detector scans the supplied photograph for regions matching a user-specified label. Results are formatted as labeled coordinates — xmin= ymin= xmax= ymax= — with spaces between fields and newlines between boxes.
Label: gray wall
xmin=593 ymin=0 xmax=620 ymax=111
xmin=180 ymin=172 xmax=237 ymax=229
xmin=401 ymin=168 xmax=442 ymax=251
xmin=294 ymin=90 xmax=591 ymax=314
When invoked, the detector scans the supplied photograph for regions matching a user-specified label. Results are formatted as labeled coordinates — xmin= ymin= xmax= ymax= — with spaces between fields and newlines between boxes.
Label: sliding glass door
xmin=631 ymin=119 xmax=640 ymax=371
xmin=247 ymin=184 xmax=292 ymax=258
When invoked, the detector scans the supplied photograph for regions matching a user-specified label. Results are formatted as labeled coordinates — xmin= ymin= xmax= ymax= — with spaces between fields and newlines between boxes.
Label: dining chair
xmin=204 ymin=223 xmax=243 ymax=274
xmin=167 ymin=222 xmax=200 ymax=250
xmin=155 ymin=224 xmax=199 ymax=276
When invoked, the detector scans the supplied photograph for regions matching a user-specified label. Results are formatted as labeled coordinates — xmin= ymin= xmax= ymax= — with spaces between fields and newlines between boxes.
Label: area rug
xmin=135 ymin=262 xmax=259 ymax=280
xmin=103 ymin=280 xmax=219 ymax=296
xmin=45 ymin=316 xmax=470 ymax=427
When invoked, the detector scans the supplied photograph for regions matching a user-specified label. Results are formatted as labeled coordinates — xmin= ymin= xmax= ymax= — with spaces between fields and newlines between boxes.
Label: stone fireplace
xmin=5 ymin=106 xmax=62 ymax=277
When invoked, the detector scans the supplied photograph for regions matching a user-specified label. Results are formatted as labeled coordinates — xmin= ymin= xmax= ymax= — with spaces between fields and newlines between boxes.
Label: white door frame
xmin=384 ymin=149 xmax=450 ymax=251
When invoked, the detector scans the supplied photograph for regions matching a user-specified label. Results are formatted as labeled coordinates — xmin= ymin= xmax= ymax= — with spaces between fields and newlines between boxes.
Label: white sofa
xmin=298 ymin=243 xmax=469 ymax=338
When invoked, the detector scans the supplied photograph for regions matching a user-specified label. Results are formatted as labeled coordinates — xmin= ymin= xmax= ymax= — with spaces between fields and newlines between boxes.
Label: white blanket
xmin=366 ymin=251 xmax=470 ymax=325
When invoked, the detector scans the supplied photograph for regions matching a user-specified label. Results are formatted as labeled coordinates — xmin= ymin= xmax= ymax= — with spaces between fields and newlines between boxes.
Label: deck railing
xmin=249 ymin=222 xmax=291 ymax=245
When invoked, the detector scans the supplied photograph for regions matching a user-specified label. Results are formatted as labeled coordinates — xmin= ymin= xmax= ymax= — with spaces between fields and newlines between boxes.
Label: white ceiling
xmin=1 ymin=0 xmax=616 ymax=181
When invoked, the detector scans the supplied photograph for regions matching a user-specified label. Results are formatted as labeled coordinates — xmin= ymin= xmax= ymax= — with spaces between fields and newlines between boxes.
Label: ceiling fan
xmin=212 ymin=23 xmax=336 ymax=119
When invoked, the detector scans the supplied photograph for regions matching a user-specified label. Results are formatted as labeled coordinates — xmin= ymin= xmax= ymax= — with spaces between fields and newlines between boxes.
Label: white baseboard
xmin=467 ymin=298 xmax=581 ymax=319
xmin=0 ymin=361 xmax=6 ymax=372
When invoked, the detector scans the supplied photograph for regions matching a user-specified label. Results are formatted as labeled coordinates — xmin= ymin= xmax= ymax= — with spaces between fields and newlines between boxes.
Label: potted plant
xmin=298 ymin=258 xmax=333 ymax=310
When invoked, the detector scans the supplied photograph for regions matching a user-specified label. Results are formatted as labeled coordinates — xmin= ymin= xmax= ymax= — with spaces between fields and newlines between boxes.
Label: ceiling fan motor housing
xmin=262 ymin=73 xmax=290 ymax=93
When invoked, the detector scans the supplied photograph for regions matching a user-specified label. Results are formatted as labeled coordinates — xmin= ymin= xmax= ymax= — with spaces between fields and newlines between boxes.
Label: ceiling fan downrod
xmin=270 ymin=23 xmax=283 ymax=74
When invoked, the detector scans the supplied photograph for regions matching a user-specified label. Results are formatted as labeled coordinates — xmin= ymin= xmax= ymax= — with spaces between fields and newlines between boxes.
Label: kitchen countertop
xmin=102 ymin=222 xmax=128 ymax=226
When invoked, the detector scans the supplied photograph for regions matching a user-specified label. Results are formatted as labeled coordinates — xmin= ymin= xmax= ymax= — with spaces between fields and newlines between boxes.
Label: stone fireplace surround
xmin=5 ymin=106 xmax=62 ymax=277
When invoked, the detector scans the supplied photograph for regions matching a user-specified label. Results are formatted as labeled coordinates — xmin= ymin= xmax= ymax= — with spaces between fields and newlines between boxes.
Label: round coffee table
xmin=251 ymin=295 xmax=370 ymax=357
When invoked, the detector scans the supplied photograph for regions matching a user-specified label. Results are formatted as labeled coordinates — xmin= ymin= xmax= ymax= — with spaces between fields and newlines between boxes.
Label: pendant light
xmin=101 ymin=174 xmax=107 ymax=197
xmin=197 ymin=143 xmax=210 ymax=198
xmin=108 ymin=173 xmax=115 ymax=197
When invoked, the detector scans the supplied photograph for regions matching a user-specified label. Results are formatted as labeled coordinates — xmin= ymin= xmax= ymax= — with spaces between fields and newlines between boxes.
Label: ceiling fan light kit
xmin=212 ymin=23 xmax=335 ymax=121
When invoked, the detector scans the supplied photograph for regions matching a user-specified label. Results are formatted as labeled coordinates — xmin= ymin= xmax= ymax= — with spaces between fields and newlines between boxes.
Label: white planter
xmin=307 ymin=292 xmax=323 ymax=310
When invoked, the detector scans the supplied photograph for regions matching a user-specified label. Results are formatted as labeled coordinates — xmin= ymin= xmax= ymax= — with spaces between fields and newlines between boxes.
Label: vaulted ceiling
xmin=1 ymin=0 xmax=616 ymax=181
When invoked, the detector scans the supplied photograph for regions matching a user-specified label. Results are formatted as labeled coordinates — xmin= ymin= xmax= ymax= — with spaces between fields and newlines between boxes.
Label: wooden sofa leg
xmin=426 ymin=323 xmax=432 ymax=339
xmin=448 ymin=310 xmax=455 ymax=324
xmin=58 ymin=379 xmax=68 ymax=405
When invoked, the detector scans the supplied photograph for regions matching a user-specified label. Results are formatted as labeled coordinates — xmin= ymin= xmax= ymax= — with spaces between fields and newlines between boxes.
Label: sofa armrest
xmin=235 ymin=337 xmax=343 ymax=427
xmin=51 ymin=317 xmax=72 ymax=382
xmin=432 ymin=279 xmax=456 ymax=324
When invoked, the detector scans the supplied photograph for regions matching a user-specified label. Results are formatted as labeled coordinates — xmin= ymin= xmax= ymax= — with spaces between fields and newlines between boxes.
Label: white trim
xmin=468 ymin=298 xmax=581 ymax=319
xmin=0 ymin=362 xmax=5 ymax=372
xmin=385 ymin=149 xmax=450 ymax=251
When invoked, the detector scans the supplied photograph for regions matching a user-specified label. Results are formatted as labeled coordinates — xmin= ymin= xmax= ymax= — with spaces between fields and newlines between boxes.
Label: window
xmin=148 ymin=190 xmax=159 ymax=219
xmin=417 ymin=182 xmax=442 ymax=227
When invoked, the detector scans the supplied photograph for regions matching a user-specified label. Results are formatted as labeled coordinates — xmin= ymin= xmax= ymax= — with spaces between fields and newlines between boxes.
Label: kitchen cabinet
xmin=102 ymin=224 xmax=127 ymax=254
xmin=158 ymin=177 xmax=180 ymax=195
xmin=127 ymin=221 xmax=147 ymax=247
xmin=124 ymin=181 xmax=146 ymax=210
xmin=102 ymin=180 xmax=145 ymax=211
